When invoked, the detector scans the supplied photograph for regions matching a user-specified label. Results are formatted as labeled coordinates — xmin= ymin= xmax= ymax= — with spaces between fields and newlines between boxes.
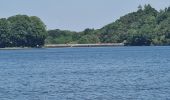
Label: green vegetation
xmin=46 ymin=28 xmax=100 ymax=44
xmin=0 ymin=15 xmax=47 ymax=48
xmin=1 ymin=5 xmax=170 ymax=47
xmin=46 ymin=5 xmax=170 ymax=46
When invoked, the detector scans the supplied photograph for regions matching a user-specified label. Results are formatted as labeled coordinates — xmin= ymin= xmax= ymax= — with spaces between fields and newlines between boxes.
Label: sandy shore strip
xmin=45 ymin=43 xmax=124 ymax=48
xmin=0 ymin=43 xmax=124 ymax=50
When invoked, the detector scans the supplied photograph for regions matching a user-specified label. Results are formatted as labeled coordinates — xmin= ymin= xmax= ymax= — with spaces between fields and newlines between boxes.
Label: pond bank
xmin=0 ymin=43 xmax=124 ymax=50
xmin=45 ymin=43 xmax=124 ymax=48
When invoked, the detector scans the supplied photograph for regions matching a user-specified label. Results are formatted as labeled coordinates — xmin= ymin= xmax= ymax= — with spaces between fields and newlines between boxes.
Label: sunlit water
xmin=0 ymin=47 xmax=170 ymax=100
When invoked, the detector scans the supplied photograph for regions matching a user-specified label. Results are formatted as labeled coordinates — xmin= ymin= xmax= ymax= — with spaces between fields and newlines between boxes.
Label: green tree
xmin=78 ymin=34 xmax=100 ymax=44
xmin=0 ymin=18 xmax=11 ymax=47
xmin=125 ymin=33 xmax=152 ymax=46
xmin=7 ymin=15 xmax=47 ymax=47
xmin=29 ymin=16 xmax=47 ymax=47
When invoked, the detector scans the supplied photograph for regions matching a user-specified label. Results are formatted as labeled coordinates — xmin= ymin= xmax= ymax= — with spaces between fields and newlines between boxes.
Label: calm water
xmin=0 ymin=47 xmax=170 ymax=100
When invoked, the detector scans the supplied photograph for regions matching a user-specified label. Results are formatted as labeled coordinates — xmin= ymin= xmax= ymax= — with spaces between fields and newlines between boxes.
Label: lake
xmin=0 ymin=46 xmax=170 ymax=100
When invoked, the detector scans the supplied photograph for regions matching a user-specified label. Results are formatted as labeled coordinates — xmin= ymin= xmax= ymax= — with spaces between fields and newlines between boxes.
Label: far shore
xmin=0 ymin=43 xmax=124 ymax=50
xmin=1 ymin=44 xmax=170 ymax=50
xmin=44 ymin=43 xmax=124 ymax=48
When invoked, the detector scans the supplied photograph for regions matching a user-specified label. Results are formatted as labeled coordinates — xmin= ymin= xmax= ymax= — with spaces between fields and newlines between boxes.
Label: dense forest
xmin=0 ymin=15 xmax=47 ymax=48
xmin=46 ymin=5 xmax=170 ymax=46
xmin=1 ymin=5 xmax=170 ymax=47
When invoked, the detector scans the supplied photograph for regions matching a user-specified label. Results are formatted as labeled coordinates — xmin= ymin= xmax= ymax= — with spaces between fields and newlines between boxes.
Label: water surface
xmin=0 ymin=46 xmax=170 ymax=100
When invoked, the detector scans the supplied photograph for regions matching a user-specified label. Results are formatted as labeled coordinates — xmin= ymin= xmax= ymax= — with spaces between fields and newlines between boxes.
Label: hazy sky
xmin=0 ymin=0 xmax=170 ymax=31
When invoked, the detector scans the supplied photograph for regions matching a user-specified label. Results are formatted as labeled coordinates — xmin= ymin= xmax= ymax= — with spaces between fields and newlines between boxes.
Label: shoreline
xmin=44 ymin=43 xmax=124 ymax=48
xmin=0 ymin=44 xmax=170 ymax=50
xmin=0 ymin=43 xmax=124 ymax=50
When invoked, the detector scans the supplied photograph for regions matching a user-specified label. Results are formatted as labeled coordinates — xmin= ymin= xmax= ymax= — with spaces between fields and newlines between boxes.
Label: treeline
xmin=0 ymin=15 xmax=47 ymax=48
xmin=46 ymin=4 xmax=170 ymax=46
xmin=46 ymin=28 xmax=100 ymax=44
xmin=1 ymin=5 xmax=170 ymax=47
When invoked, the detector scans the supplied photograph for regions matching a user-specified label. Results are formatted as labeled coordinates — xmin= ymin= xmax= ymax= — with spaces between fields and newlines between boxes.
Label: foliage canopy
xmin=0 ymin=15 xmax=47 ymax=48
xmin=46 ymin=5 xmax=170 ymax=46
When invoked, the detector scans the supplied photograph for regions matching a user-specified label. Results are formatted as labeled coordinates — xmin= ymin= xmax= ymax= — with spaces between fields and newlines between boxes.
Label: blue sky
xmin=0 ymin=0 xmax=170 ymax=31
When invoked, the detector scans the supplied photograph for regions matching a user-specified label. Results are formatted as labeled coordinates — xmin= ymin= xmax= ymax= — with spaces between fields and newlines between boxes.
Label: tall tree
xmin=29 ymin=16 xmax=47 ymax=47
xmin=7 ymin=15 xmax=47 ymax=47
xmin=0 ymin=18 xmax=11 ymax=47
